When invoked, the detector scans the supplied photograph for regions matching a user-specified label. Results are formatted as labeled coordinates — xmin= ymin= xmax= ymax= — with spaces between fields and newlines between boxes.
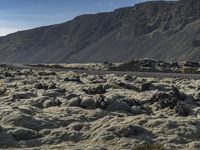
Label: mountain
xmin=0 ymin=0 xmax=200 ymax=63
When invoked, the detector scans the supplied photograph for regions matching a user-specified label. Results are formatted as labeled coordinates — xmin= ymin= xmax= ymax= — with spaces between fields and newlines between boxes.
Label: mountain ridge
xmin=0 ymin=0 xmax=200 ymax=63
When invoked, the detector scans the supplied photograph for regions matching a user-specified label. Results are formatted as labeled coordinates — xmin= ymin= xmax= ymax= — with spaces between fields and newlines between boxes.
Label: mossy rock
xmin=133 ymin=144 xmax=165 ymax=150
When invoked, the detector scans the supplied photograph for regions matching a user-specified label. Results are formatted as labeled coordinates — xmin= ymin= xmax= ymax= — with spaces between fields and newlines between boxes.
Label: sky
xmin=0 ymin=0 xmax=148 ymax=36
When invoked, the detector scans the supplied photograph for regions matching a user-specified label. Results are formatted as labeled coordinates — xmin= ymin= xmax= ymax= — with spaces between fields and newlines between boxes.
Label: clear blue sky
xmin=0 ymin=0 xmax=147 ymax=36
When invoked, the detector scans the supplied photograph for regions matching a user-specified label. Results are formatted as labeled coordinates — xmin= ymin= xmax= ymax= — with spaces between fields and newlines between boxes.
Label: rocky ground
xmin=1 ymin=66 xmax=200 ymax=150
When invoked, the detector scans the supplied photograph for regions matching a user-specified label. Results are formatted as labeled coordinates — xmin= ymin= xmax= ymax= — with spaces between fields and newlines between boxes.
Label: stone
xmin=174 ymin=102 xmax=190 ymax=116
xmin=37 ymin=89 xmax=65 ymax=97
xmin=68 ymin=97 xmax=81 ymax=107
xmin=131 ymin=106 xmax=146 ymax=115
xmin=106 ymin=100 xmax=130 ymax=112
xmin=64 ymin=76 xmax=82 ymax=83
xmin=8 ymin=128 xmax=41 ymax=140
xmin=104 ymin=94 xmax=121 ymax=105
xmin=109 ymin=125 xmax=149 ymax=138
xmin=80 ymin=97 xmax=96 ymax=109
xmin=102 ymin=83 xmax=112 ymax=90
xmin=82 ymin=85 xmax=106 ymax=95
xmin=123 ymin=75 xmax=136 ymax=82
xmin=34 ymin=83 xmax=48 ymax=90
xmin=0 ymin=88 xmax=6 ymax=96
xmin=12 ymin=92 xmax=36 ymax=100
xmin=48 ymin=83 xmax=57 ymax=89
xmin=43 ymin=99 xmax=62 ymax=108
xmin=150 ymin=87 xmax=182 ymax=110
xmin=140 ymin=82 xmax=154 ymax=91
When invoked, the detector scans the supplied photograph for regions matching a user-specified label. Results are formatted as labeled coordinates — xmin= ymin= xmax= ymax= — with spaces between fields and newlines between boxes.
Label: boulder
xmin=82 ymin=85 xmax=106 ymax=95
xmin=37 ymin=89 xmax=65 ymax=97
xmin=174 ymin=102 xmax=190 ymax=116
xmin=108 ymin=125 xmax=149 ymax=138
xmin=68 ymin=97 xmax=81 ymax=107
xmin=8 ymin=128 xmax=41 ymax=140
xmin=123 ymin=75 xmax=137 ymax=82
xmin=93 ymin=95 xmax=107 ymax=109
xmin=43 ymin=99 xmax=62 ymax=108
xmin=12 ymin=92 xmax=36 ymax=100
xmin=131 ymin=106 xmax=146 ymax=115
xmin=0 ymin=88 xmax=6 ymax=96
xmin=80 ymin=97 xmax=96 ymax=109
xmin=34 ymin=83 xmax=48 ymax=90
xmin=106 ymin=99 xmax=130 ymax=112
xmin=102 ymin=83 xmax=112 ymax=90
xmin=64 ymin=76 xmax=82 ymax=83
xmin=150 ymin=87 xmax=182 ymax=110
xmin=140 ymin=82 xmax=154 ymax=91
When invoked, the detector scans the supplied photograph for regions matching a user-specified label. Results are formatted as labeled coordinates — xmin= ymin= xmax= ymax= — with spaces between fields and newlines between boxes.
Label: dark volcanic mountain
xmin=1 ymin=0 xmax=200 ymax=63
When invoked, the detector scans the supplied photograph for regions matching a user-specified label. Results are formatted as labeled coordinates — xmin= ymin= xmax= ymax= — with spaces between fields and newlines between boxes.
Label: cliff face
xmin=0 ymin=0 xmax=200 ymax=63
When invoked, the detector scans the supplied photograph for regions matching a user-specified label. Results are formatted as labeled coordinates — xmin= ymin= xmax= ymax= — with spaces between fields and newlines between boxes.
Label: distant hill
xmin=0 ymin=0 xmax=200 ymax=63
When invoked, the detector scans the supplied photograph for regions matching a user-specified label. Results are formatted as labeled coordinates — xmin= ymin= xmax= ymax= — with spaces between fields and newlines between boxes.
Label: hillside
xmin=0 ymin=0 xmax=200 ymax=63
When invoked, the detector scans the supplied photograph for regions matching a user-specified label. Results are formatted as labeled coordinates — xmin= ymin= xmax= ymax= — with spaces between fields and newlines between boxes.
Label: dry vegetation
xmin=1 ymin=65 xmax=200 ymax=149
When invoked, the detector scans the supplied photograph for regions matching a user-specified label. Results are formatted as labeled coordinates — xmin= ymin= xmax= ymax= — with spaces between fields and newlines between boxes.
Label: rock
xmin=85 ymin=75 xmax=106 ymax=84
xmin=106 ymin=100 xmax=130 ymax=112
xmin=140 ymin=82 xmax=154 ymax=91
xmin=37 ymin=90 xmax=47 ymax=97
xmin=48 ymin=83 xmax=57 ymax=89
xmin=37 ymin=89 xmax=65 ymax=97
xmin=64 ymin=76 xmax=82 ymax=83
xmin=104 ymin=94 xmax=121 ymax=105
xmin=82 ymin=85 xmax=106 ymax=95
xmin=43 ymin=99 xmax=62 ymax=108
xmin=131 ymin=106 xmax=146 ymax=115
xmin=80 ymin=73 xmax=88 ymax=78
xmin=38 ymin=71 xmax=56 ymax=76
xmin=150 ymin=87 xmax=182 ymax=110
xmin=4 ymin=72 xmax=14 ymax=77
xmin=122 ymin=98 xmax=137 ymax=106
xmin=67 ymin=97 xmax=81 ymax=107
xmin=8 ymin=128 xmax=41 ymax=140
xmin=104 ymin=95 xmax=131 ymax=111
xmin=174 ymin=102 xmax=190 ymax=116
xmin=193 ymin=92 xmax=200 ymax=104
xmin=80 ymin=97 xmax=96 ymax=109
xmin=102 ymin=83 xmax=112 ymax=90
xmin=64 ymin=93 xmax=79 ymax=100
xmin=0 ymin=88 xmax=6 ymax=96
xmin=12 ymin=92 xmax=36 ymax=100
xmin=109 ymin=125 xmax=149 ymax=138
xmin=34 ymin=83 xmax=48 ymax=90
xmin=93 ymin=95 xmax=107 ymax=109
xmin=27 ymin=96 xmax=50 ymax=108
xmin=116 ymin=81 xmax=140 ymax=91
xmin=69 ymin=123 xmax=84 ymax=131
xmin=123 ymin=75 xmax=136 ymax=82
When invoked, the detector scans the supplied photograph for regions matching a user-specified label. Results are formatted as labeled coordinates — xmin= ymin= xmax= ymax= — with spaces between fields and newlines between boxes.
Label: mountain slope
xmin=0 ymin=0 xmax=200 ymax=63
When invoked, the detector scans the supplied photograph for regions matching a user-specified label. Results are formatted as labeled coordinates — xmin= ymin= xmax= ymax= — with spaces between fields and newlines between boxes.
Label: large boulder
xmin=67 ymin=97 xmax=81 ymax=107
xmin=104 ymin=94 xmax=131 ymax=112
xmin=82 ymin=85 xmax=106 ymax=95
xmin=150 ymin=87 xmax=182 ymax=110
xmin=80 ymin=97 xmax=96 ymax=109
xmin=43 ymin=99 xmax=62 ymax=108
xmin=8 ymin=128 xmax=41 ymax=140
xmin=131 ymin=106 xmax=146 ymax=115
xmin=12 ymin=92 xmax=36 ymax=100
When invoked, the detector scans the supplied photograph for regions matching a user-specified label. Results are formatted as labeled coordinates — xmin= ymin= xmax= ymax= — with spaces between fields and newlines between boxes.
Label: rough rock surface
xmin=1 ymin=66 xmax=200 ymax=149
xmin=1 ymin=0 xmax=200 ymax=63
